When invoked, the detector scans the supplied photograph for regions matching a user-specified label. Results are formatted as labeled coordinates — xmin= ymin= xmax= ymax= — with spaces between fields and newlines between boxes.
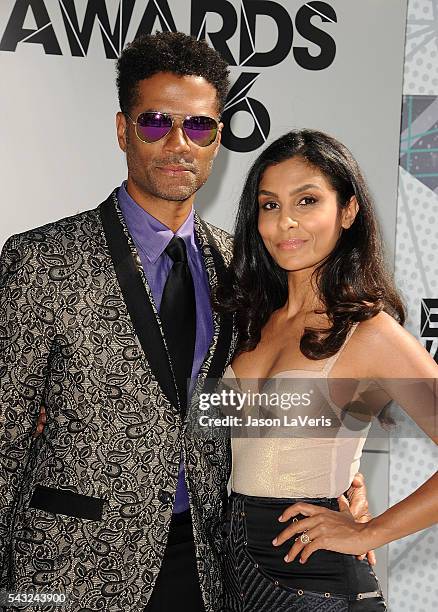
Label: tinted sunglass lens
xmin=183 ymin=116 xmax=218 ymax=146
xmin=136 ymin=112 xmax=172 ymax=142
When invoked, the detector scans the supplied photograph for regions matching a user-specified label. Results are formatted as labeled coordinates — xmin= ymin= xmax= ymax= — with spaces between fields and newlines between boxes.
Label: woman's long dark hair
xmin=215 ymin=129 xmax=405 ymax=360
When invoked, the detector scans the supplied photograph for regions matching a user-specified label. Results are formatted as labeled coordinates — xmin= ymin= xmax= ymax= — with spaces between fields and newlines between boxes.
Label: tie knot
xmin=165 ymin=236 xmax=187 ymax=263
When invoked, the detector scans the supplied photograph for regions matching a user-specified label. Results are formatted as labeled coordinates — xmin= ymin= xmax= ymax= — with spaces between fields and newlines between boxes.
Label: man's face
xmin=117 ymin=72 xmax=222 ymax=202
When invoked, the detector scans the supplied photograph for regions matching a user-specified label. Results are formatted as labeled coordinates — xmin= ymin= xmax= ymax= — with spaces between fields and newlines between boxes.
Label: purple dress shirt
xmin=118 ymin=182 xmax=214 ymax=513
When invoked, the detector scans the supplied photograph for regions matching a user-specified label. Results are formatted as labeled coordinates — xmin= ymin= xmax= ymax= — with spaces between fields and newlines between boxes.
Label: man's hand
xmin=346 ymin=472 xmax=370 ymax=521
xmin=33 ymin=406 xmax=46 ymax=437
xmin=343 ymin=472 xmax=376 ymax=565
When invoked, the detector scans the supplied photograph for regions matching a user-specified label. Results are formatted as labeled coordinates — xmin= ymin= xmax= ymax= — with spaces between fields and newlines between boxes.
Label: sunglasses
xmin=125 ymin=111 xmax=220 ymax=147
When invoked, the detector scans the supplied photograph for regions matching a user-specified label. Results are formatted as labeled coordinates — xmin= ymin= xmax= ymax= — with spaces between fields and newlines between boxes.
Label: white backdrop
xmin=0 ymin=0 xmax=407 ymax=253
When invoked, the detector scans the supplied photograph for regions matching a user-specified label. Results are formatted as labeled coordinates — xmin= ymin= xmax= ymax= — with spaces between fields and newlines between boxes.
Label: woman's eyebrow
xmin=258 ymin=183 xmax=322 ymax=197
xmin=289 ymin=183 xmax=322 ymax=195
xmin=258 ymin=189 xmax=278 ymax=197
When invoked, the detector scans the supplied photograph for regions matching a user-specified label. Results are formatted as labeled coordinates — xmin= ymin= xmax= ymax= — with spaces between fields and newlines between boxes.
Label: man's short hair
xmin=116 ymin=31 xmax=230 ymax=116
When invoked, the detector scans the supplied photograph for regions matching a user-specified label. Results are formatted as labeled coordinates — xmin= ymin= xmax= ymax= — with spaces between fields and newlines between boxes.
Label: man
xmin=0 ymin=31 xmax=372 ymax=612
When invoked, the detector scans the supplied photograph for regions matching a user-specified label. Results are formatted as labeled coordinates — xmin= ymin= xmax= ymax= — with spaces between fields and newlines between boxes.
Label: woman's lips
xmin=277 ymin=239 xmax=308 ymax=250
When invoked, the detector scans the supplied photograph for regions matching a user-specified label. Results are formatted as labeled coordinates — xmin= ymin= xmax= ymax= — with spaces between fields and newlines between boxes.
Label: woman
xmin=216 ymin=130 xmax=438 ymax=611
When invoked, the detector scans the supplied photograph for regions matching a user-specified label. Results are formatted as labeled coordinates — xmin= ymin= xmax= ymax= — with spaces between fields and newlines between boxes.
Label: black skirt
xmin=223 ymin=493 xmax=387 ymax=611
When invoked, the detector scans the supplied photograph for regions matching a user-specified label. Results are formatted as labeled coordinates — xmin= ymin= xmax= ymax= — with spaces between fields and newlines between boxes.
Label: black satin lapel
xmin=99 ymin=196 xmax=178 ymax=409
xmin=199 ymin=220 xmax=234 ymax=384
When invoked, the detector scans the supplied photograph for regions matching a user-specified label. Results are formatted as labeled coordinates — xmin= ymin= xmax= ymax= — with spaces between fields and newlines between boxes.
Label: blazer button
xmin=158 ymin=489 xmax=173 ymax=505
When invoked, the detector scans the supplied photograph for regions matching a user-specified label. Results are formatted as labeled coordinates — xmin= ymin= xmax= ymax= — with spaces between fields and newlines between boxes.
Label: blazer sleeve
xmin=0 ymin=234 xmax=54 ymax=586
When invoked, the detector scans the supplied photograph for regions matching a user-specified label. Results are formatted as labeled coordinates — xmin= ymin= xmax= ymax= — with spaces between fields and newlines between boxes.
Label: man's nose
xmin=163 ymin=122 xmax=191 ymax=154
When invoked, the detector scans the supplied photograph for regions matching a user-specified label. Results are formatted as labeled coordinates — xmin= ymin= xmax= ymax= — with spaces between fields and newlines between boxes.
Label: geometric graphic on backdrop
xmin=420 ymin=299 xmax=438 ymax=362
xmin=391 ymin=5 xmax=438 ymax=603
xmin=403 ymin=1 xmax=438 ymax=97
xmin=423 ymin=338 xmax=438 ymax=362
xmin=388 ymin=433 xmax=438 ymax=612
xmin=394 ymin=167 xmax=438 ymax=333
xmin=400 ymin=95 xmax=438 ymax=192
xmin=421 ymin=298 xmax=438 ymax=336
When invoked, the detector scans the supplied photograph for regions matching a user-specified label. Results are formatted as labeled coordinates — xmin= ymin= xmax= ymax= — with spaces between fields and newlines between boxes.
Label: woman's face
xmin=257 ymin=156 xmax=358 ymax=273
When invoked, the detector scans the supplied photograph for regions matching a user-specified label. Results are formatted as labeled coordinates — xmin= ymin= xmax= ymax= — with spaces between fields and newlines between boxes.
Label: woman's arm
xmin=359 ymin=311 xmax=438 ymax=441
xmin=274 ymin=312 xmax=438 ymax=562
xmin=273 ymin=470 xmax=438 ymax=563
xmin=365 ymin=470 xmax=438 ymax=549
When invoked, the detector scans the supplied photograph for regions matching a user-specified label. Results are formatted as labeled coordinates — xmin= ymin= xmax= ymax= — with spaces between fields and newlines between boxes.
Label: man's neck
xmin=126 ymin=179 xmax=194 ymax=233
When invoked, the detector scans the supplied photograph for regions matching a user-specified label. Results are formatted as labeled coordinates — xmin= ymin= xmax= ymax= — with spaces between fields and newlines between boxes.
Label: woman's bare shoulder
xmin=355 ymin=311 xmax=403 ymax=340
xmin=352 ymin=312 xmax=437 ymax=377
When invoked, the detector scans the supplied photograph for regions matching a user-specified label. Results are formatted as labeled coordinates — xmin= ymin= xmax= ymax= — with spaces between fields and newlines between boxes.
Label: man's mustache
xmin=154 ymin=158 xmax=198 ymax=172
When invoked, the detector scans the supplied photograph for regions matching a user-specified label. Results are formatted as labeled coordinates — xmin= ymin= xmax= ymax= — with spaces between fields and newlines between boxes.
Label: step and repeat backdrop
xmin=391 ymin=1 xmax=438 ymax=611
xmin=2 ymin=1 xmax=436 ymax=608
xmin=0 ymin=0 xmax=406 ymax=250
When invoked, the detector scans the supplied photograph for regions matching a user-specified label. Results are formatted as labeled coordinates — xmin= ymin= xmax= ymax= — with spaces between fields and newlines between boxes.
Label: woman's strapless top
xmin=225 ymin=324 xmax=372 ymax=498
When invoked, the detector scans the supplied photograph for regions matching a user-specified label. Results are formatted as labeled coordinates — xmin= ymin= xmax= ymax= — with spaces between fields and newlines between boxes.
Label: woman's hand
xmin=272 ymin=496 xmax=374 ymax=564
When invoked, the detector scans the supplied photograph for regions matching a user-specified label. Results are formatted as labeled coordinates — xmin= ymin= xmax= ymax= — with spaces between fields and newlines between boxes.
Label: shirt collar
xmin=117 ymin=181 xmax=197 ymax=264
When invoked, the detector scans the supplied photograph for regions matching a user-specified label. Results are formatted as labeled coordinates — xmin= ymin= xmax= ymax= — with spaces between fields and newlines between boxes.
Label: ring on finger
xmin=300 ymin=532 xmax=311 ymax=544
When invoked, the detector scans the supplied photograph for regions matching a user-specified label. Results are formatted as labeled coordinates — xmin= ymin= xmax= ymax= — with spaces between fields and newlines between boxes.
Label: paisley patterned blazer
xmin=0 ymin=191 xmax=236 ymax=612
